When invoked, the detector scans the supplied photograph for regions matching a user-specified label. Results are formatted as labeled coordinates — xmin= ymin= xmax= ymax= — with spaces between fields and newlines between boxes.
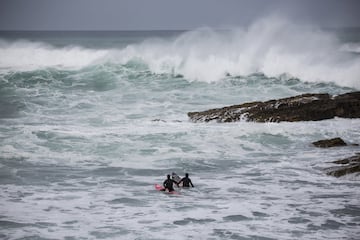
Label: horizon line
xmin=1 ymin=25 xmax=360 ymax=32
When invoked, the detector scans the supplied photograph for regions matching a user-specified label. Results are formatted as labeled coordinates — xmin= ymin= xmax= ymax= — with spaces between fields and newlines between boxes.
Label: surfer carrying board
xmin=163 ymin=174 xmax=179 ymax=192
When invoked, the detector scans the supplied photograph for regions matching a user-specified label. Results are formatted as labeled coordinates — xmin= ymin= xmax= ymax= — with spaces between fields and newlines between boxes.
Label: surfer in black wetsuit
xmin=178 ymin=173 xmax=194 ymax=187
xmin=163 ymin=174 xmax=179 ymax=192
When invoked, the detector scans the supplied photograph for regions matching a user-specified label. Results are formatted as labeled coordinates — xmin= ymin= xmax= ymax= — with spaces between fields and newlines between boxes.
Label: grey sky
xmin=0 ymin=0 xmax=360 ymax=30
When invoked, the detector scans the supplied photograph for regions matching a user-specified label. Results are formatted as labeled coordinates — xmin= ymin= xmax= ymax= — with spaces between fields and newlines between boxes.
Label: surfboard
xmin=155 ymin=184 xmax=179 ymax=195
xmin=172 ymin=172 xmax=183 ymax=187
xmin=155 ymin=184 xmax=165 ymax=191
xmin=172 ymin=172 xmax=181 ymax=182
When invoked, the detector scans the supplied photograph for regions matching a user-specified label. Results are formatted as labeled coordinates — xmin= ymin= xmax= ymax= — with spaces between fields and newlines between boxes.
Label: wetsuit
xmin=179 ymin=177 xmax=194 ymax=187
xmin=163 ymin=178 xmax=178 ymax=192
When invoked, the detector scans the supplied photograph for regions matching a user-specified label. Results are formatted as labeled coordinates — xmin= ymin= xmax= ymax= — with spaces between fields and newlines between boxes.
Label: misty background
xmin=0 ymin=0 xmax=360 ymax=31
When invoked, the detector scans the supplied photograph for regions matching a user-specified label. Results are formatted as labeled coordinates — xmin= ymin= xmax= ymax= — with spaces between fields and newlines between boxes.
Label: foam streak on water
xmin=0 ymin=18 xmax=360 ymax=240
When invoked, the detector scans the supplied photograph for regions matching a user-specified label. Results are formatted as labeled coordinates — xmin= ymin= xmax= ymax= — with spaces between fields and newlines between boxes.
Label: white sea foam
xmin=1 ymin=21 xmax=360 ymax=239
xmin=1 ymin=67 xmax=359 ymax=239
xmin=111 ymin=16 xmax=360 ymax=89
xmin=0 ymin=40 xmax=108 ymax=71
xmin=1 ymin=17 xmax=359 ymax=89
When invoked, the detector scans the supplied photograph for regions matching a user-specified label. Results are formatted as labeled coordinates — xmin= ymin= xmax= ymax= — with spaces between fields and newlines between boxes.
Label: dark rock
xmin=326 ymin=154 xmax=360 ymax=177
xmin=333 ymin=92 xmax=360 ymax=118
xmin=312 ymin=138 xmax=347 ymax=148
xmin=152 ymin=119 xmax=166 ymax=122
xmin=188 ymin=92 xmax=360 ymax=123
xmin=151 ymin=119 xmax=182 ymax=123
xmin=331 ymin=154 xmax=360 ymax=164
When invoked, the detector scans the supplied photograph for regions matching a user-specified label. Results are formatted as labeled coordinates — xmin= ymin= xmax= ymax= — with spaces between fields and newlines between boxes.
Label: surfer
xmin=178 ymin=173 xmax=194 ymax=187
xmin=163 ymin=174 xmax=179 ymax=192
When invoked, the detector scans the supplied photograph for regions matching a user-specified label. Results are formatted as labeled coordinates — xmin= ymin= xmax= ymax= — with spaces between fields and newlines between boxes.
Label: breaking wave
xmin=111 ymin=16 xmax=360 ymax=88
xmin=1 ymin=16 xmax=360 ymax=89
xmin=0 ymin=40 xmax=108 ymax=71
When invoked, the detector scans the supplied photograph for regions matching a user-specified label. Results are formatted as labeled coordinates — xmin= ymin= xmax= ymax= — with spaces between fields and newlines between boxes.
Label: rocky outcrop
xmin=312 ymin=138 xmax=347 ymax=148
xmin=326 ymin=154 xmax=360 ymax=177
xmin=188 ymin=92 xmax=360 ymax=123
xmin=312 ymin=138 xmax=360 ymax=177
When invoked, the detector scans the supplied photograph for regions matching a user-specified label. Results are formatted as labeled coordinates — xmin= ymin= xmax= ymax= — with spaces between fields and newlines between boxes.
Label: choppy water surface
xmin=1 ymin=18 xmax=360 ymax=239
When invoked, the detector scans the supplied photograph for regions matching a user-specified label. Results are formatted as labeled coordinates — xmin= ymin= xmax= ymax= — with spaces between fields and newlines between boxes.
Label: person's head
xmin=167 ymin=174 xmax=171 ymax=179
xmin=185 ymin=173 xmax=189 ymax=177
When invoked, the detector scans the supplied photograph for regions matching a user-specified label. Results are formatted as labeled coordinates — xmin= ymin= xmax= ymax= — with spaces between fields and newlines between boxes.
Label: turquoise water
xmin=1 ymin=18 xmax=360 ymax=239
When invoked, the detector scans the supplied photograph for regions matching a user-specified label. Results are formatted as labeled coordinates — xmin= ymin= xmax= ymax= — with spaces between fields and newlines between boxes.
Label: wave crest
xmin=0 ymin=40 xmax=108 ymax=71
xmin=1 ymin=17 xmax=360 ymax=89
xmin=112 ymin=16 xmax=360 ymax=89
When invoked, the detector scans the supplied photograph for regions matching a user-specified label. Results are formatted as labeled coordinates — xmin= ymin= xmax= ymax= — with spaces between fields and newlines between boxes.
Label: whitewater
xmin=0 ymin=18 xmax=360 ymax=239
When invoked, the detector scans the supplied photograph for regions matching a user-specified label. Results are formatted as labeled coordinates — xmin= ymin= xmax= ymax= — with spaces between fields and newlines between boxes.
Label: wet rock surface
xmin=188 ymin=92 xmax=360 ymax=123
xmin=312 ymin=138 xmax=347 ymax=148
xmin=326 ymin=154 xmax=360 ymax=177
xmin=312 ymin=138 xmax=359 ymax=177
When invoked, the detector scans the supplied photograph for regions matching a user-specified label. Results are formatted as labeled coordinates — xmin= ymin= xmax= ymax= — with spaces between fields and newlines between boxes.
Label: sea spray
xmin=1 ymin=17 xmax=360 ymax=88
xmin=110 ymin=17 xmax=360 ymax=88
xmin=0 ymin=39 xmax=108 ymax=71
xmin=0 ymin=18 xmax=360 ymax=239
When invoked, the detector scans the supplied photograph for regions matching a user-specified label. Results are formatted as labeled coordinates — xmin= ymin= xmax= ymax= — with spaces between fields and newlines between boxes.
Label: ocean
xmin=1 ymin=18 xmax=360 ymax=239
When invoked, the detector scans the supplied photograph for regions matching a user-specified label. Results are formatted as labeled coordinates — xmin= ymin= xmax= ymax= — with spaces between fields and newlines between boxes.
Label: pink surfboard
xmin=155 ymin=184 xmax=179 ymax=195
